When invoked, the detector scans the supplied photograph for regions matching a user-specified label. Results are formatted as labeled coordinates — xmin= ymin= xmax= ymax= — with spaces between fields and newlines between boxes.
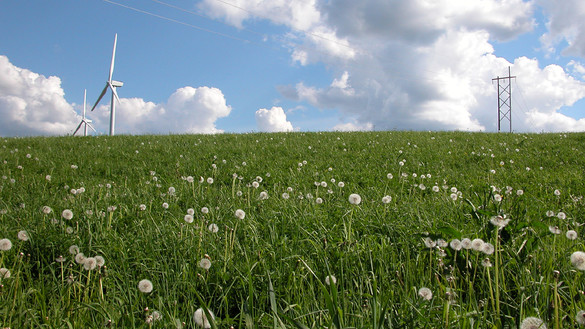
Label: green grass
xmin=0 ymin=131 xmax=584 ymax=328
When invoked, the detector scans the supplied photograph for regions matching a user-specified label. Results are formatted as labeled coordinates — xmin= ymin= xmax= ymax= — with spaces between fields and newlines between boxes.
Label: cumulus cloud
xmin=92 ymin=86 xmax=232 ymax=134
xmin=255 ymin=106 xmax=294 ymax=132
xmin=0 ymin=55 xmax=232 ymax=136
xmin=0 ymin=55 xmax=79 ymax=136
xmin=332 ymin=121 xmax=373 ymax=132
xmin=538 ymin=0 xmax=585 ymax=57
xmin=208 ymin=0 xmax=583 ymax=132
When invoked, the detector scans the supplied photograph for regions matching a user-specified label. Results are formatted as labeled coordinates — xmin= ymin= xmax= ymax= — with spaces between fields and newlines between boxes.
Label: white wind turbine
xmin=91 ymin=33 xmax=123 ymax=136
xmin=73 ymin=89 xmax=96 ymax=136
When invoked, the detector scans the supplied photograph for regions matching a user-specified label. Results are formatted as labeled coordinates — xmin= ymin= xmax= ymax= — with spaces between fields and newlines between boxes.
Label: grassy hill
xmin=0 ymin=131 xmax=584 ymax=328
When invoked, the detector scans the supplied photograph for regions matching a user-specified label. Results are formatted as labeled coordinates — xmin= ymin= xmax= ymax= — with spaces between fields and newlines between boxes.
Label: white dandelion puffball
xmin=490 ymin=215 xmax=510 ymax=228
xmin=42 ymin=206 xmax=52 ymax=214
xmin=62 ymin=209 xmax=73 ymax=220
xmin=199 ymin=258 xmax=211 ymax=270
xmin=576 ymin=310 xmax=585 ymax=326
xmin=162 ymin=202 xmax=169 ymax=209
xmin=184 ymin=214 xmax=194 ymax=223
xmin=208 ymin=223 xmax=219 ymax=233
xmin=382 ymin=195 xmax=392 ymax=204
xmin=571 ymin=251 xmax=585 ymax=271
xmin=471 ymin=238 xmax=485 ymax=251
xmin=557 ymin=212 xmax=566 ymax=220
xmin=259 ymin=191 xmax=269 ymax=200
xmin=520 ymin=317 xmax=547 ymax=329
xmin=194 ymin=308 xmax=215 ymax=329
xmin=0 ymin=238 xmax=12 ymax=251
xmin=418 ymin=287 xmax=433 ymax=301
xmin=69 ymin=245 xmax=80 ymax=255
xmin=201 ymin=207 xmax=209 ymax=214
xmin=207 ymin=177 xmax=214 ymax=184
xmin=348 ymin=193 xmax=361 ymax=205
xmin=338 ymin=182 xmax=345 ymax=188
xmin=187 ymin=208 xmax=195 ymax=215
xmin=95 ymin=255 xmax=105 ymax=267
xmin=138 ymin=279 xmax=153 ymax=293
xmin=282 ymin=192 xmax=290 ymax=200
xmin=235 ymin=209 xmax=245 ymax=220
xmin=316 ymin=197 xmax=323 ymax=204
xmin=75 ymin=253 xmax=86 ymax=264
xmin=325 ymin=275 xmax=337 ymax=286
xmin=84 ymin=257 xmax=97 ymax=271
xmin=566 ymin=230 xmax=578 ymax=240
xmin=461 ymin=238 xmax=472 ymax=250
xmin=139 ymin=204 xmax=147 ymax=211
xmin=0 ymin=267 xmax=10 ymax=279
xmin=449 ymin=239 xmax=462 ymax=251
xmin=482 ymin=243 xmax=495 ymax=255
xmin=450 ymin=193 xmax=458 ymax=201
xmin=17 ymin=230 xmax=29 ymax=241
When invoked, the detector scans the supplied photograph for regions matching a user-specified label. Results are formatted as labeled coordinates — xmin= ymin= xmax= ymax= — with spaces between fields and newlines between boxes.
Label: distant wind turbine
xmin=73 ymin=89 xmax=96 ymax=136
xmin=91 ymin=33 xmax=124 ymax=136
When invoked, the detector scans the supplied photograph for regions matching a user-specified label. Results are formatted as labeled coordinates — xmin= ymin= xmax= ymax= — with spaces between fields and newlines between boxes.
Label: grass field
xmin=0 ymin=131 xmax=584 ymax=328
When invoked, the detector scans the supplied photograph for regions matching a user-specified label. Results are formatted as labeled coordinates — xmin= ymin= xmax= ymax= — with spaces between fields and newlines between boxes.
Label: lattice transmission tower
xmin=492 ymin=67 xmax=516 ymax=132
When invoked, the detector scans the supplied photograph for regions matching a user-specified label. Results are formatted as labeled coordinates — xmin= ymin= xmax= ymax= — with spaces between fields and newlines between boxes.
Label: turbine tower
xmin=73 ymin=89 xmax=96 ymax=136
xmin=91 ymin=33 xmax=123 ymax=136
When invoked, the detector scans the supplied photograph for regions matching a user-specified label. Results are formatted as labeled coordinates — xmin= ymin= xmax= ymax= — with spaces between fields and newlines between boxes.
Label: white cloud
xmin=255 ymin=106 xmax=294 ymax=132
xmin=332 ymin=121 xmax=373 ymax=132
xmin=0 ymin=55 xmax=232 ymax=136
xmin=538 ymin=0 xmax=585 ymax=57
xmin=0 ymin=55 xmax=79 ymax=136
xmin=263 ymin=1 xmax=585 ymax=132
xmin=92 ymin=86 xmax=232 ymax=134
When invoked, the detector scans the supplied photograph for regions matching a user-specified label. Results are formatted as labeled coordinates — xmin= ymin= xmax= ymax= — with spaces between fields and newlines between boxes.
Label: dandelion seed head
xmin=0 ymin=267 xmax=10 ymax=278
xmin=193 ymin=308 xmax=214 ymax=329
xmin=207 ymin=177 xmax=214 ymax=184
xmin=557 ymin=212 xmax=566 ymax=220
xmin=282 ymin=192 xmax=290 ymax=199
xmin=576 ymin=310 xmax=585 ymax=325
xmin=316 ymin=197 xmax=323 ymax=204
xmin=520 ymin=317 xmax=547 ymax=329
xmin=62 ymin=209 xmax=73 ymax=220
xmin=338 ymin=182 xmax=345 ymax=188
xmin=75 ymin=253 xmax=86 ymax=264
xmin=554 ymin=189 xmax=561 ymax=196
xmin=208 ymin=223 xmax=219 ymax=233
xmin=235 ymin=209 xmax=246 ymax=220
xmin=84 ymin=257 xmax=97 ymax=270
xmin=382 ymin=195 xmax=392 ymax=204
xmin=95 ymin=255 xmax=105 ymax=267
xmin=418 ymin=287 xmax=433 ymax=300
xmin=449 ymin=239 xmax=462 ymax=251
xmin=184 ymin=214 xmax=194 ymax=223
xmin=162 ymin=202 xmax=169 ymax=209
xmin=348 ymin=193 xmax=361 ymax=205
xmin=138 ymin=279 xmax=153 ymax=293
xmin=17 ymin=230 xmax=29 ymax=241
xmin=482 ymin=258 xmax=493 ymax=267
xmin=69 ymin=245 xmax=80 ymax=255
xmin=482 ymin=243 xmax=495 ymax=255
xmin=0 ymin=238 xmax=12 ymax=251
xmin=259 ymin=191 xmax=269 ymax=200
xmin=490 ymin=215 xmax=511 ymax=228
xmin=42 ymin=206 xmax=52 ymax=214
xmin=199 ymin=258 xmax=211 ymax=270
xmin=325 ymin=275 xmax=337 ymax=285
xmin=201 ymin=207 xmax=209 ymax=214
xmin=546 ymin=210 xmax=555 ymax=217
xmin=571 ymin=251 xmax=585 ymax=271
xmin=566 ymin=230 xmax=578 ymax=240
xmin=549 ymin=226 xmax=561 ymax=235
xmin=471 ymin=238 xmax=485 ymax=251
xmin=252 ymin=181 xmax=259 ymax=188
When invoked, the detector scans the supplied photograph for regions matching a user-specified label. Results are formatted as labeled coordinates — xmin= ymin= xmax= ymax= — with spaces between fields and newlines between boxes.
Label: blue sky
xmin=1 ymin=0 xmax=585 ymax=136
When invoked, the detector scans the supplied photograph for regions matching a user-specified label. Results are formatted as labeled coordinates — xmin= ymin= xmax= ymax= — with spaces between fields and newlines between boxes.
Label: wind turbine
xmin=91 ymin=33 xmax=123 ymax=136
xmin=73 ymin=89 xmax=96 ymax=136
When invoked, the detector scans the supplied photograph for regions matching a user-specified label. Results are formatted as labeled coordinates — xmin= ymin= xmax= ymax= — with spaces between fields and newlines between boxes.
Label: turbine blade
xmin=87 ymin=122 xmax=97 ymax=132
xmin=91 ymin=84 xmax=109 ymax=111
xmin=83 ymin=89 xmax=87 ymax=117
xmin=109 ymin=82 xmax=120 ymax=103
xmin=73 ymin=121 xmax=84 ymax=135
xmin=109 ymin=33 xmax=117 ymax=82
